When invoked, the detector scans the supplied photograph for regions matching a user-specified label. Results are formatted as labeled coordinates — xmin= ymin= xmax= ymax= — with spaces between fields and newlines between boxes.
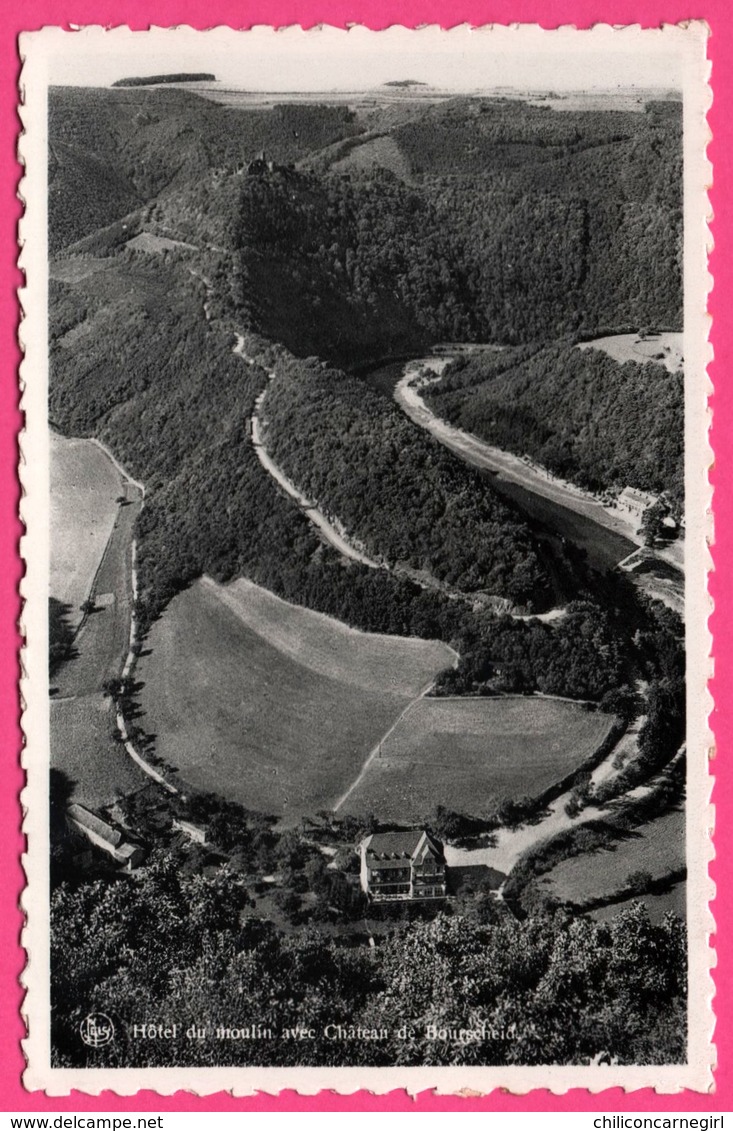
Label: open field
xmin=137 ymin=578 xmax=456 ymax=820
xmin=206 ymin=577 xmax=454 ymax=693
xmin=332 ymin=135 xmax=412 ymax=179
xmin=538 ymin=806 xmax=685 ymax=908
xmin=341 ymin=696 xmax=615 ymax=822
xmin=51 ymin=475 xmax=140 ymax=702
xmin=49 ymin=256 xmax=115 ymax=283
xmin=51 ymin=694 xmax=148 ymax=809
xmin=50 ymin=432 xmax=123 ymax=630
xmin=577 ymin=332 xmax=683 ymax=373
xmin=50 ymin=433 xmax=146 ymax=805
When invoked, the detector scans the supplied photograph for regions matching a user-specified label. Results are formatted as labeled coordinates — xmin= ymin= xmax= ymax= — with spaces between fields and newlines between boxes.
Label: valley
xmin=46 ymin=74 xmax=689 ymax=1069
xmin=394 ymin=358 xmax=639 ymax=569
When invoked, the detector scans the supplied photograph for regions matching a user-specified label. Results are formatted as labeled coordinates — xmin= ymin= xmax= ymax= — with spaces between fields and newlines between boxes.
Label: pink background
xmin=2 ymin=0 xmax=727 ymax=1112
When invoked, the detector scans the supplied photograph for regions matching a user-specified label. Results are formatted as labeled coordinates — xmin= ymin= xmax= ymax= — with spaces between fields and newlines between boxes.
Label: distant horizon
xmin=38 ymin=25 xmax=690 ymax=94
xmin=51 ymin=76 xmax=684 ymax=100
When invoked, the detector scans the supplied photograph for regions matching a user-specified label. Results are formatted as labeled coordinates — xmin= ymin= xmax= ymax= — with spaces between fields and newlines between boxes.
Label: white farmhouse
xmin=617 ymin=486 xmax=659 ymax=525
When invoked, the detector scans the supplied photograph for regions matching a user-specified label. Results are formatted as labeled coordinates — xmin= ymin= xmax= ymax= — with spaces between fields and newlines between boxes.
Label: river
xmin=361 ymin=357 xmax=638 ymax=575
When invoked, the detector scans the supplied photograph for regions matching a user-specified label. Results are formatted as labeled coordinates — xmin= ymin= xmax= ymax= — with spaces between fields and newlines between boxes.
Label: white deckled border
xmin=17 ymin=21 xmax=715 ymax=1097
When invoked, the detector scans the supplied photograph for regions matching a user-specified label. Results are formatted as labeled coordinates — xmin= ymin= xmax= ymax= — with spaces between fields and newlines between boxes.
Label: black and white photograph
xmin=19 ymin=24 xmax=712 ymax=1093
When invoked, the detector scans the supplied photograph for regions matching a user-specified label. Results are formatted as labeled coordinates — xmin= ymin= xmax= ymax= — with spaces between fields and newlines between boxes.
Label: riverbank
xmin=394 ymin=358 xmax=684 ymax=614
xmin=397 ymin=360 xmax=643 ymax=557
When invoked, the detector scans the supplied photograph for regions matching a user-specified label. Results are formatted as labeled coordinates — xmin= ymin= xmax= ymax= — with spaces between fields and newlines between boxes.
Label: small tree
xmin=641 ymin=501 xmax=668 ymax=546
xmin=626 ymin=869 xmax=654 ymax=895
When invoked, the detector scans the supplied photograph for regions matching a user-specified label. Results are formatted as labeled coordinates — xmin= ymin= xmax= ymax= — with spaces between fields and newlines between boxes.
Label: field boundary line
xmin=333 ymin=678 xmax=437 ymax=812
xmin=201 ymin=574 xmax=460 ymax=664
xmin=425 ymin=691 xmax=596 ymax=706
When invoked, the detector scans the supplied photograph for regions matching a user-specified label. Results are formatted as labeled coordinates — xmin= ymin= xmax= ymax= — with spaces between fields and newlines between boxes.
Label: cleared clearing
xmin=577 ymin=332 xmax=683 ymax=373
xmin=50 ymin=432 xmax=123 ymax=630
xmin=538 ymin=806 xmax=685 ymax=907
xmin=138 ymin=578 xmax=456 ymax=820
xmin=49 ymin=256 xmax=114 ymax=283
xmin=341 ymin=696 xmax=615 ymax=822
xmin=332 ymin=135 xmax=412 ymax=180
xmin=126 ymin=231 xmax=198 ymax=254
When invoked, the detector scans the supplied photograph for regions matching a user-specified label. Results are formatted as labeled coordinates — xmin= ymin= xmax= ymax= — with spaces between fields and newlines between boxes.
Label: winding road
xmin=239 ymin=338 xmax=569 ymax=619
xmin=251 ymin=386 xmax=382 ymax=570
xmin=395 ymin=358 xmax=684 ymax=613
xmin=396 ymin=360 xmax=642 ymax=548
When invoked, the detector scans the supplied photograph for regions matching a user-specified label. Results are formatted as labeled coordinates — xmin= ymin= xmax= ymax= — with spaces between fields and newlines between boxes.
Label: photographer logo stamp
xmin=79 ymin=1013 xmax=115 ymax=1049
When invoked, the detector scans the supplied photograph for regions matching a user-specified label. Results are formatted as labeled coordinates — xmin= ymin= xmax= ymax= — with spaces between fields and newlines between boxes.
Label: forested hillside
xmin=427 ymin=343 xmax=684 ymax=508
xmin=48 ymin=86 xmax=685 ymax=702
xmin=263 ymin=355 xmax=550 ymax=604
xmin=50 ymin=87 xmax=681 ymax=347
xmin=49 ymin=87 xmax=362 ymax=251
xmin=226 ymin=96 xmax=682 ymax=360
xmin=50 ymin=250 xmax=647 ymax=702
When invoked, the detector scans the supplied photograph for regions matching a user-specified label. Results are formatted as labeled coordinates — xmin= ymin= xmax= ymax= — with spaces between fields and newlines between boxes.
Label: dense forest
xmin=263 ymin=354 xmax=551 ymax=605
xmin=232 ymin=151 xmax=681 ymax=364
xmin=50 ymin=256 xmax=642 ymax=702
xmin=229 ymin=97 xmax=681 ymax=360
xmin=50 ymin=89 xmax=682 ymax=352
xmin=426 ymin=343 xmax=684 ymax=508
xmin=51 ymin=862 xmax=686 ymax=1067
xmin=112 ymin=73 xmax=216 ymax=87
xmin=49 ymin=88 xmax=362 ymax=251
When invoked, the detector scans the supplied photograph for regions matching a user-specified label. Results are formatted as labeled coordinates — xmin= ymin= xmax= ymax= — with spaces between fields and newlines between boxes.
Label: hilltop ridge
xmin=112 ymin=73 xmax=216 ymax=87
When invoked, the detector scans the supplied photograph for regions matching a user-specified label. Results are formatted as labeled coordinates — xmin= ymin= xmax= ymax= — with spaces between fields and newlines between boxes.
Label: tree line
xmin=51 ymin=858 xmax=686 ymax=1068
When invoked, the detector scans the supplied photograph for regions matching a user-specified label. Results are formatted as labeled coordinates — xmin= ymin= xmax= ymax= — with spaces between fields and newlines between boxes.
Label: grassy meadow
xmin=538 ymin=806 xmax=686 ymax=909
xmin=50 ymin=432 xmax=122 ymax=628
xmin=591 ymin=880 xmax=686 ymax=924
xmin=51 ymin=694 xmax=148 ymax=810
xmin=342 ymin=695 xmax=616 ymax=822
xmin=137 ymin=578 xmax=456 ymax=820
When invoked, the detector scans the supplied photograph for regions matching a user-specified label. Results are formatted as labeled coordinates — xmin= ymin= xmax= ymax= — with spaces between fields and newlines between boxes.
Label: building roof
xmin=619 ymin=486 xmax=659 ymax=507
xmin=365 ymin=830 xmax=424 ymax=859
xmin=68 ymin=804 xmax=123 ymax=847
xmin=364 ymin=829 xmax=444 ymax=865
